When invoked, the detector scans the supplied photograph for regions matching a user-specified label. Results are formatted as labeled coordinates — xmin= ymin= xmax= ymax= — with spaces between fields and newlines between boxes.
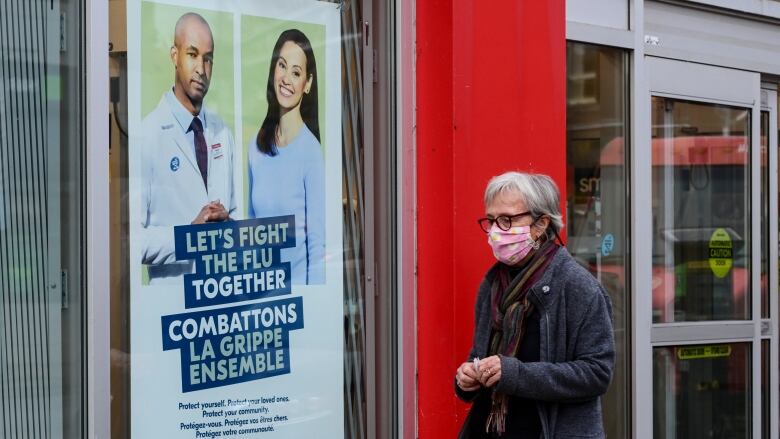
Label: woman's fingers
xmin=460 ymin=362 xmax=478 ymax=379
xmin=456 ymin=362 xmax=481 ymax=391
xmin=477 ymin=356 xmax=502 ymax=386
xmin=485 ymin=370 xmax=502 ymax=388
xmin=456 ymin=356 xmax=503 ymax=390
xmin=457 ymin=369 xmax=481 ymax=391
xmin=459 ymin=381 xmax=481 ymax=391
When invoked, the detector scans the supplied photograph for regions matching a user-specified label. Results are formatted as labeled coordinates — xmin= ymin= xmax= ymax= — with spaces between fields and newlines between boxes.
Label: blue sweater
xmin=248 ymin=125 xmax=325 ymax=284
xmin=456 ymin=248 xmax=615 ymax=438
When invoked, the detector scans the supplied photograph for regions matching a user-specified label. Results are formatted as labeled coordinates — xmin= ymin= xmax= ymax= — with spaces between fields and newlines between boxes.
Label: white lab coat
xmin=138 ymin=94 xmax=236 ymax=281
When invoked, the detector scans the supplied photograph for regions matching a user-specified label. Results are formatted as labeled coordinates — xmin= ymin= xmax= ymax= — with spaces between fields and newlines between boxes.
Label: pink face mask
xmin=487 ymin=225 xmax=538 ymax=265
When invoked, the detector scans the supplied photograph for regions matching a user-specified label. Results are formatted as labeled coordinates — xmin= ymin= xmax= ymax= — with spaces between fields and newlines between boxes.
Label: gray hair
xmin=484 ymin=171 xmax=564 ymax=233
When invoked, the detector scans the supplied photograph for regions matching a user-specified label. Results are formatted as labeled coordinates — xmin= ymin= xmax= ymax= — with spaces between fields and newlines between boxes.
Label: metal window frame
xmin=364 ymin=0 xmax=378 ymax=435
xmin=84 ymin=0 xmax=409 ymax=437
xmin=651 ymin=323 xmax=757 ymax=344
xmin=46 ymin=1 xmax=65 ymax=437
xmin=760 ymin=84 xmax=778 ymax=439
xmin=766 ymin=85 xmax=779 ymax=439
xmin=397 ymin=1 xmax=417 ymax=438
xmin=628 ymin=2 xmax=655 ymax=438
xmin=85 ymin=4 xmax=408 ymax=436
xmin=367 ymin=0 xmax=407 ymax=437
xmin=86 ymin=0 xmax=110 ymax=438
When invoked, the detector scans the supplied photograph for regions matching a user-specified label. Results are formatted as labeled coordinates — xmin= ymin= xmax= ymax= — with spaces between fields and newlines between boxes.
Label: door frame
xmin=760 ymin=84 xmax=778 ymax=439
xmin=641 ymin=55 xmax=774 ymax=439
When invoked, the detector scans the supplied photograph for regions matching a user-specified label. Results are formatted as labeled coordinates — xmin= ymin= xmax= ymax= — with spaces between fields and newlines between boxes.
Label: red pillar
xmin=416 ymin=1 xmax=566 ymax=437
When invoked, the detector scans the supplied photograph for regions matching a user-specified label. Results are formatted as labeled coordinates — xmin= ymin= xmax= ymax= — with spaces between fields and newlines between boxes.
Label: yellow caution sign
xmin=708 ymin=228 xmax=732 ymax=278
xmin=677 ymin=344 xmax=732 ymax=360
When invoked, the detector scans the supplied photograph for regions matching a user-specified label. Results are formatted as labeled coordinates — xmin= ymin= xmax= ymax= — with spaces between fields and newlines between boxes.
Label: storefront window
xmin=653 ymin=343 xmax=751 ymax=438
xmin=651 ymin=97 xmax=751 ymax=323
xmin=1 ymin=0 xmax=86 ymax=437
xmin=109 ymin=1 xmax=372 ymax=437
xmin=566 ymin=41 xmax=629 ymax=439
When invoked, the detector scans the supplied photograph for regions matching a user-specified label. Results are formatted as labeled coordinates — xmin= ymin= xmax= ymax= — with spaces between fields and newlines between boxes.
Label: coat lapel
xmin=201 ymin=109 xmax=213 ymax=178
xmin=159 ymin=96 xmax=199 ymax=175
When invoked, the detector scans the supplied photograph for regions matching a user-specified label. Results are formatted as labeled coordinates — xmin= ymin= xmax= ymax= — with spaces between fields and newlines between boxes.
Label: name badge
xmin=211 ymin=143 xmax=223 ymax=159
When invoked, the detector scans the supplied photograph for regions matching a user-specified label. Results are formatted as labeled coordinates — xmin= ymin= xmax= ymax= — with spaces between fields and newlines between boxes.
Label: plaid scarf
xmin=485 ymin=239 xmax=559 ymax=435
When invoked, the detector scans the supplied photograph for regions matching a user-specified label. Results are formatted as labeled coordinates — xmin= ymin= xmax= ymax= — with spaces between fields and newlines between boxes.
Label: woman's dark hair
xmin=256 ymin=29 xmax=320 ymax=156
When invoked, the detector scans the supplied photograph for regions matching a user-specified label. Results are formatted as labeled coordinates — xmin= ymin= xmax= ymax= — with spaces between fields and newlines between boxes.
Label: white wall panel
xmin=567 ymin=0 xmax=629 ymax=30
xmin=687 ymin=0 xmax=780 ymax=20
xmin=646 ymin=1 xmax=780 ymax=75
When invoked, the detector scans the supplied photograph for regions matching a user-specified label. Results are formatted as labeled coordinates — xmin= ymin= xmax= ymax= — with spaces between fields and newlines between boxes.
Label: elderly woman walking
xmin=455 ymin=171 xmax=615 ymax=438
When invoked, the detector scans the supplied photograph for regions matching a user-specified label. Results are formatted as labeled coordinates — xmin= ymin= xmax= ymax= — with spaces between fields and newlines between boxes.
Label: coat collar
xmin=164 ymin=88 xmax=208 ymax=132
xmin=485 ymin=245 xmax=572 ymax=310
xmin=523 ymin=246 xmax=571 ymax=311
xmin=157 ymin=94 xmax=199 ymax=175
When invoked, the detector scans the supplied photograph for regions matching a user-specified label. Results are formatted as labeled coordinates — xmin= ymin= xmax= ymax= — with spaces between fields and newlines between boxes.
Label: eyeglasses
xmin=477 ymin=211 xmax=532 ymax=233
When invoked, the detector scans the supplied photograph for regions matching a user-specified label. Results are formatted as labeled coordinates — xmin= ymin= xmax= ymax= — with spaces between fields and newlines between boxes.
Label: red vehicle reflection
xmin=600 ymin=134 xmax=763 ymax=323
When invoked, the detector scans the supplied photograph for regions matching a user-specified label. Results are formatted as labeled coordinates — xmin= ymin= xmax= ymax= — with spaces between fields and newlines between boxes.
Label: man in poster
xmin=138 ymin=12 xmax=236 ymax=283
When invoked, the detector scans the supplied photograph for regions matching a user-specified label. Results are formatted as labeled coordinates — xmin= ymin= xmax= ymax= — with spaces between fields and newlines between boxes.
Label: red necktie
xmin=189 ymin=117 xmax=208 ymax=187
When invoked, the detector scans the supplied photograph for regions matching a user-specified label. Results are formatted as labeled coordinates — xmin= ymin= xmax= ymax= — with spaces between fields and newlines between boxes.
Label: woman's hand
xmin=477 ymin=355 xmax=502 ymax=388
xmin=456 ymin=362 xmax=482 ymax=392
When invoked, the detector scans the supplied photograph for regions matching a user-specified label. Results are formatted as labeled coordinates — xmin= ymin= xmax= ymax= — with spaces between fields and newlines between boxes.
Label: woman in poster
xmin=248 ymin=29 xmax=325 ymax=285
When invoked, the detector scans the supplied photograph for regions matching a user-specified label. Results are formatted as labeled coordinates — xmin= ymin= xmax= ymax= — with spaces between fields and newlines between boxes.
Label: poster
xmin=127 ymin=0 xmax=343 ymax=437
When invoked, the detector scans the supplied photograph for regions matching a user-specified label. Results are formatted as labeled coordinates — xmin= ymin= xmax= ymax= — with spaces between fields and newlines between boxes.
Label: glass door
xmin=645 ymin=57 xmax=774 ymax=438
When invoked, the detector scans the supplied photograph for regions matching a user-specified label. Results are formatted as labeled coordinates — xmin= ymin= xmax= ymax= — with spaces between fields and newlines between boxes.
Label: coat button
xmin=542 ymin=285 xmax=550 ymax=293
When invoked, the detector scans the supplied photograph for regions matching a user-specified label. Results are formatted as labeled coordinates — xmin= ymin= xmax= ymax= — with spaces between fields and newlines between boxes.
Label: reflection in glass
xmin=1 ymin=1 xmax=86 ymax=437
xmin=339 ymin=1 xmax=369 ymax=437
xmin=761 ymin=111 xmax=769 ymax=319
xmin=651 ymin=97 xmax=751 ymax=323
xmin=653 ymin=344 xmax=751 ymax=438
xmin=566 ymin=42 xmax=628 ymax=439
xmin=762 ymin=340 xmax=770 ymax=439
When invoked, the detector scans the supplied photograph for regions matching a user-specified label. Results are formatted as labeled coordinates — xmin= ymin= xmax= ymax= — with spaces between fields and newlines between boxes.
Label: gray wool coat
xmin=456 ymin=248 xmax=615 ymax=439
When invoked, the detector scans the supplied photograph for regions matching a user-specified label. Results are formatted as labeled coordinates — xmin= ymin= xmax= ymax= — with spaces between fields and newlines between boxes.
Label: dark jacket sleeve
xmin=455 ymin=272 xmax=494 ymax=402
xmin=495 ymin=287 xmax=615 ymax=402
